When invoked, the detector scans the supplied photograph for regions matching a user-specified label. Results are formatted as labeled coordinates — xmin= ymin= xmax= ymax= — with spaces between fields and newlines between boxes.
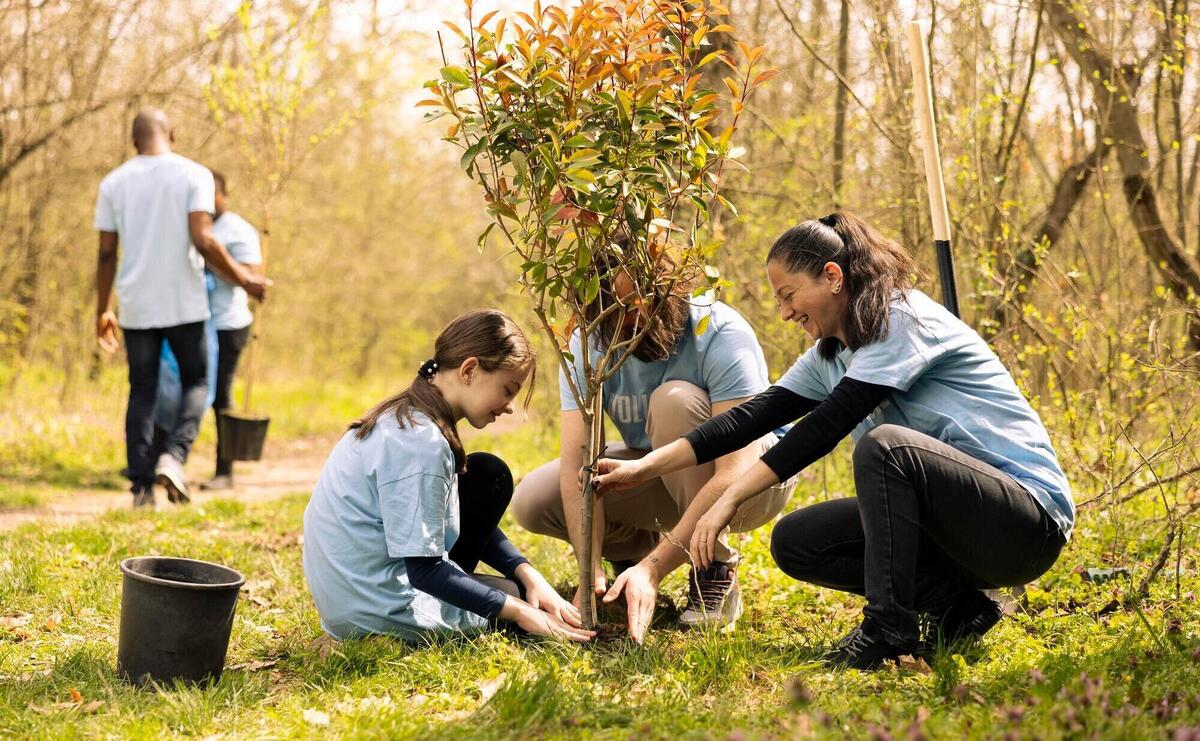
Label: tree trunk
xmin=831 ymin=0 xmax=850 ymax=204
xmin=1046 ymin=0 xmax=1200 ymax=350
xmin=576 ymin=385 xmax=604 ymax=630
xmin=987 ymin=141 xmax=1110 ymax=336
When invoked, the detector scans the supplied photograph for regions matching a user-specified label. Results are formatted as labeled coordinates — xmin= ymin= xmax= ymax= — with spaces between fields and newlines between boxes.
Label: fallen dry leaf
xmin=897 ymin=655 xmax=933 ymax=675
xmin=310 ymin=633 xmax=338 ymax=660
xmin=477 ymin=672 xmax=508 ymax=703
xmin=78 ymin=700 xmax=103 ymax=714
xmin=228 ymin=659 xmax=279 ymax=672
xmin=68 ymin=688 xmax=83 ymax=703
xmin=1 ymin=612 xmax=33 ymax=628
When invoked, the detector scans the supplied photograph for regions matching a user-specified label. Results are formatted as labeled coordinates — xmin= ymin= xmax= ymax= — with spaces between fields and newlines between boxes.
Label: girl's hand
xmin=586 ymin=458 xmax=648 ymax=494
xmin=512 ymin=602 xmax=595 ymax=643
xmin=690 ymin=496 xmax=738 ymax=570
xmin=522 ymin=569 xmax=583 ymax=628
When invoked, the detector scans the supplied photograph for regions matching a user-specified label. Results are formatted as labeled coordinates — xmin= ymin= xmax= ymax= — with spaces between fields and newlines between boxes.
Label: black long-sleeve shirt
xmin=403 ymin=527 xmax=528 ymax=620
xmin=683 ymin=378 xmax=895 ymax=483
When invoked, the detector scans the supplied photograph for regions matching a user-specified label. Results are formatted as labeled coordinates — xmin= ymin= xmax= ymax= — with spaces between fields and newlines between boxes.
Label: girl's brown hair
xmin=349 ymin=310 xmax=535 ymax=472
xmin=766 ymin=210 xmax=918 ymax=359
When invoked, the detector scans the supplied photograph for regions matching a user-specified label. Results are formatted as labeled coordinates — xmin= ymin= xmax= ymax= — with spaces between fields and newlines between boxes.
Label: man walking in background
xmin=94 ymin=108 xmax=270 ymax=507
xmin=200 ymin=171 xmax=263 ymax=491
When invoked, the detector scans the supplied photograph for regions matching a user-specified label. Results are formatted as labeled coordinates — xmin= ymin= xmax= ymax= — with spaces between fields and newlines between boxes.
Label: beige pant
xmin=512 ymin=380 xmax=792 ymax=563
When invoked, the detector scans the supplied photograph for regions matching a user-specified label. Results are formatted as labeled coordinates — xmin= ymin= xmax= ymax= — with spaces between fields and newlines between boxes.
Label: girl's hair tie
xmin=418 ymin=359 xmax=439 ymax=379
xmin=818 ymin=213 xmax=838 ymax=228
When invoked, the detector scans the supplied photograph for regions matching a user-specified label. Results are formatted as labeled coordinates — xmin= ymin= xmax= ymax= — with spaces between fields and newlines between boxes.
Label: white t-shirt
xmin=93 ymin=153 xmax=214 ymax=329
xmin=209 ymin=211 xmax=261 ymax=330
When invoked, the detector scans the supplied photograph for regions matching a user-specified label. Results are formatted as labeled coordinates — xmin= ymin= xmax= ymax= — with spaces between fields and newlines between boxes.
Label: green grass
xmin=0 ymin=363 xmax=395 ymax=498
xmin=0 ymin=478 xmax=1197 ymax=739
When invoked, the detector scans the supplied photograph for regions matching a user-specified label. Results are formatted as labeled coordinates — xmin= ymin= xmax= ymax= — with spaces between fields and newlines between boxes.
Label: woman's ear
xmin=459 ymin=357 xmax=479 ymax=384
xmin=823 ymin=261 xmax=844 ymax=288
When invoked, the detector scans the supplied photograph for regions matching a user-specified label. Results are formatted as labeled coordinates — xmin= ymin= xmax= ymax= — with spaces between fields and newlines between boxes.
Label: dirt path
xmin=0 ymin=435 xmax=336 ymax=533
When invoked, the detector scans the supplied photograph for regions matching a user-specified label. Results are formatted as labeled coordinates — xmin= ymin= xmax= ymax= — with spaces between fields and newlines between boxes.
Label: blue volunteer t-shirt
xmin=208 ymin=211 xmax=262 ymax=331
xmin=775 ymin=289 xmax=1075 ymax=538
xmin=559 ymin=298 xmax=770 ymax=450
xmin=302 ymin=411 xmax=489 ymax=640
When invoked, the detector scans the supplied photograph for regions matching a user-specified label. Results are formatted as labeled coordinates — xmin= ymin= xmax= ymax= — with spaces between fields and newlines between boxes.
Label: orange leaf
xmin=476 ymin=9 xmax=500 ymax=29
xmin=723 ymin=76 xmax=740 ymax=98
xmin=69 ymin=688 xmax=83 ymax=704
xmin=441 ymin=21 xmax=468 ymax=43
xmin=752 ymin=69 xmax=781 ymax=87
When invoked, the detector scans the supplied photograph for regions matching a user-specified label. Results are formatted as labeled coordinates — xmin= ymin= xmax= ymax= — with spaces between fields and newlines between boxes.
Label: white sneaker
xmin=679 ymin=559 xmax=743 ymax=629
xmin=154 ymin=453 xmax=191 ymax=504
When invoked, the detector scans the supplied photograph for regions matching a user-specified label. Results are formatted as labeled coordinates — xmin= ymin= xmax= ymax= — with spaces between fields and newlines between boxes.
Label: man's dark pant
xmin=770 ymin=424 xmax=1065 ymax=650
xmin=123 ymin=322 xmax=208 ymax=490
xmin=213 ymin=325 xmax=251 ymax=476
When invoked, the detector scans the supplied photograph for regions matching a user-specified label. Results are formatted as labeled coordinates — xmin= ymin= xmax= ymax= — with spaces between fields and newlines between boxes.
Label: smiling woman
xmin=592 ymin=210 xmax=1075 ymax=670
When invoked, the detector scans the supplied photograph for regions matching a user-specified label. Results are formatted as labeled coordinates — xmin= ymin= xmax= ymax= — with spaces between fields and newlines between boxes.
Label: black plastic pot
xmin=117 ymin=557 xmax=245 ymax=686
xmin=217 ymin=411 xmax=270 ymax=462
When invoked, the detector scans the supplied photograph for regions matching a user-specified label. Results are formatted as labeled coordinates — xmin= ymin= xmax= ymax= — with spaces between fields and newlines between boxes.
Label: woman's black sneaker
xmin=824 ymin=621 xmax=908 ymax=670
xmin=924 ymin=590 xmax=1003 ymax=651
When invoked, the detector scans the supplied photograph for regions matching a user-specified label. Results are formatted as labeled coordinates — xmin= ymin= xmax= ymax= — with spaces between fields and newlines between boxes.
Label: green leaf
xmin=695 ymin=313 xmax=711 ymax=336
xmin=510 ymin=151 xmax=528 ymax=179
xmin=583 ymin=273 xmax=600 ymax=304
xmin=461 ymin=138 xmax=487 ymax=173
xmin=440 ymin=66 xmax=472 ymax=88
xmin=477 ymin=222 xmax=496 ymax=251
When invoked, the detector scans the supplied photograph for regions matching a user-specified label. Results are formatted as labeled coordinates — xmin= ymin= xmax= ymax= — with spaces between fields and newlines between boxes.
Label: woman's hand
xmin=506 ymin=598 xmax=595 ymax=643
xmin=602 ymin=561 xmax=661 ymax=643
xmin=586 ymin=457 xmax=649 ymax=494
xmin=519 ymin=567 xmax=583 ymax=628
xmin=690 ymin=495 xmax=738 ymax=570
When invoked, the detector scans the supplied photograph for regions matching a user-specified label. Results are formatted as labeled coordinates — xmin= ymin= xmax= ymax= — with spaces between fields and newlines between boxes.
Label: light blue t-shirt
xmin=776 ymin=289 xmax=1075 ymax=539
xmin=559 ymin=298 xmax=771 ymax=450
xmin=208 ymin=211 xmax=261 ymax=331
xmin=302 ymin=411 xmax=489 ymax=640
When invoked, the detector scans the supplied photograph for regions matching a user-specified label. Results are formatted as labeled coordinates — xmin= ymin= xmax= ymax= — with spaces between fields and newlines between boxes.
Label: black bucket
xmin=117 ymin=556 xmax=245 ymax=685
xmin=217 ymin=411 xmax=270 ymax=462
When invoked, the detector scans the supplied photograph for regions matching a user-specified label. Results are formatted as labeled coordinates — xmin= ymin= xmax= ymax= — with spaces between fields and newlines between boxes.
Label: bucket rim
xmin=119 ymin=556 xmax=246 ymax=591
xmin=218 ymin=411 xmax=271 ymax=423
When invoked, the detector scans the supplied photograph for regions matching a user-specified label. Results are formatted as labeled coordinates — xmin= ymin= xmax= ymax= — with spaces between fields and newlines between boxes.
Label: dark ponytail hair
xmin=767 ymin=210 xmax=917 ymax=359
xmin=349 ymin=310 xmax=536 ymax=473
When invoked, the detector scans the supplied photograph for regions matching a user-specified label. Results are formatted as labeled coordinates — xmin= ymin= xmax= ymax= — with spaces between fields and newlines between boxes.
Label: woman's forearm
xmin=721 ymin=461 xmax=781 ymax=506
xmin=636 ymin=437 xmax=698 ymax=480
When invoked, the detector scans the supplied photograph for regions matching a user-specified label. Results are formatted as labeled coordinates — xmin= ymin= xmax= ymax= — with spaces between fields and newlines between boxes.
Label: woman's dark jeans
xmin=770 ymin=424 xmax=1065 ymax=649
xmin=213 ymin=325 xmax=252 ymax=476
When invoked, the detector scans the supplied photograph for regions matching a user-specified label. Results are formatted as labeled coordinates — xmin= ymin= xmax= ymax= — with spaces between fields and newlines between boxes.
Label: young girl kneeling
xmin=303 ymin=310 xmax=593 ymax=643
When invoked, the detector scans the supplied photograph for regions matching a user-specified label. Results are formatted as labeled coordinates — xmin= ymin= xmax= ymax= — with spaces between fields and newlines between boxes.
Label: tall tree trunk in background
xmin=831 ymin=0 xmax=849 ymax=205
xmin=1047 ymin=0 xmax=1200 ymax=350
xmin=987 ymin=141 xmax=1110 ymax=337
